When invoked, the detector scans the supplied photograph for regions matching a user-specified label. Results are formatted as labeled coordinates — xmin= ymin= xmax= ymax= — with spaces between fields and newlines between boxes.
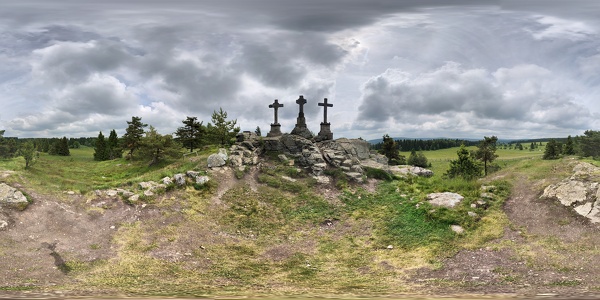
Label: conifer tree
xmin=94 ymin=131 xmax=109 ymax=161
xmin=107 ymin=129 xmax=122 ymax=159
xmin=175 ymin=116 xmax=204 ymax=152
xmin=123 ymin=116 xmax=147 ymax=159
xmin=475 ymin=136 xmax=499 ymax=176
xmin=563 ymin=135 xmax=576 ymax=155
xmin=139 ymin=126 xmax=182 ymax=166
xmin=445 ymin=144 xmax=482 ymax=180
xmin=208 ymin=108 xmax=240 ymax=145
xmin=543 ymin=139 xmax=562 ymax=160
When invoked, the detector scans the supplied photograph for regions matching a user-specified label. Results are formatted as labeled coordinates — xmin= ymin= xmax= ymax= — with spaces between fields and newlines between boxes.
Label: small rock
xmin=162 ymin=176 xmax=173 ymax=185
xmin=468 ymin=211 xmax=478 ymax=218
xmin=143 ymin=190 xmax=154 ymax=197
xmin=66 ymin=191 xmax=75 ymax=195
xmin=139 ymin=181 xmax=155 ymax=190
xmin=186 ymin=171 xmax=200 ymax=178
xmin=450 ymin=225 xmax=465 ymax=234
xmin=281 ymin=176 xmax=297 ymax=182
xmin=105 ymin=190 xmax=118 ymax=197
xmin=129 ymin=194 xmax=140 ymax=202
xmin=387 ymin=245 xmax=394 ymax=249
xmin=313 ymin=176 xmax=331 ymax=184
xmin=0 ymin=220 xmax=8 ymax=230
xmin=174 ymin=173 xmax=186 ymax=186
xmin=195 ymin=176 xmax=210 ymax=185
xmin=110 ymin=225 xmax=116 ymax=229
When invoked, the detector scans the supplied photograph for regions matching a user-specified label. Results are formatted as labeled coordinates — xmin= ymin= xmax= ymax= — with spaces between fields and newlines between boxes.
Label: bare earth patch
xmin=411 ymin=162 xmax=600 ymax=297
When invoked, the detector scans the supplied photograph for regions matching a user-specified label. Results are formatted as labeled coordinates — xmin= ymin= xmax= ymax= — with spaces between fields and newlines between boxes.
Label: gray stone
xmin=427 ymin=192 xmax=464 ymax=208
xmin=0 ymin=183 xmax=29 ymax=210
xmin=468 ymin=211 xmax=478 ymax=218
xmin=129 ymin=194 xmax=140 ymax=202
xmin=278 ymin=154 xmax=288 ymax=162
xmin=186 ymin=171 xmax=200 ymax=178
xmin=94 ymin=190 xmax=102 ymax=196
xmin=162 ymin=176 xmax=173 ymax=185
xmin=346 ymin=172 xmax=364 ymax=183
xmin=66 ymin=191 xmax=76 ymax=195
xmin=174 ymin=173 xmax=187 ymax=186
xmin=0 ymin=219 xmax=8 ymax=230
xmin=281 ymin=176 xmax=297 ymax=182
xmin=207 ymin=149 xmax=228 ymax=168
xmin=195 ymin=175 xmax=210 ymax=185
xmin=105 ymin=190 xmax=119 ymax=197
xmin=313 ymin=175 xmax=331 ymax=184
xmin=139 ymin=181 xmax=154 ymax=190
xmin=143 ymin=190 xmax=154 ymax=197
xmin=450 ymin=225 xmax=465 ymax=234
xmin=541 ymin=180 xmax=588 ymax=206
xmin=122 ymin=190 xmax=135 ymax=198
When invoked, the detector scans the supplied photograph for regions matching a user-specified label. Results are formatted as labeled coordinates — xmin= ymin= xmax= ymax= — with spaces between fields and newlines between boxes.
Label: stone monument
xmin=267 ymin=99 xmax=284 ymax=137
xmin=316 ymin=98 xmax=333 ymax=141
xmin=290 ymin=95 xmax=314 ymax=139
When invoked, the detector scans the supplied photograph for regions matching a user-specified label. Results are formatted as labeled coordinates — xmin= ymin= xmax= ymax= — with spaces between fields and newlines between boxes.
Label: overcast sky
xmin=1 ymin=0 xmax=599 ymax=140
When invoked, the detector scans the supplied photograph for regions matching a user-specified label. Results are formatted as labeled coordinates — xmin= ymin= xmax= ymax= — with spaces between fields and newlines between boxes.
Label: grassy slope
xmin=0 ymin=145 xmax=538 ymax=296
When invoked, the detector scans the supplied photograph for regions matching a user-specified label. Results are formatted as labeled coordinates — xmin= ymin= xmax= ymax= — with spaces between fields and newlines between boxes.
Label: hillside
xmin=1 ymin=146 xmax=600 ymax=298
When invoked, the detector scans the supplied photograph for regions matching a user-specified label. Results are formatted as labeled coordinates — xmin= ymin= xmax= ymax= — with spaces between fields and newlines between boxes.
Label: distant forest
xmin=371 ymin=138 xmax=478 ymax=152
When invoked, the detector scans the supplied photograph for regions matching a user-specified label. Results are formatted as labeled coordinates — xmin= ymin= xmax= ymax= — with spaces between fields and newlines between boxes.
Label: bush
xmin=407 ymin=150 xmax=429 ymax=168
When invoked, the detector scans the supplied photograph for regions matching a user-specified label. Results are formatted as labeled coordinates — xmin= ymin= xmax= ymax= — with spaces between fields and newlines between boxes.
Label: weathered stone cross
xmin=268 ymin=99 xmax=283 ymax=124
xmin=296 ymin=95 xmax=307 ymax=114
xmin=318 ymin=98 xmax=333 ymax=124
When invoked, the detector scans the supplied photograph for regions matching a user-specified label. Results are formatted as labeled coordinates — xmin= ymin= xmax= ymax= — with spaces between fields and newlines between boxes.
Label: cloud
xmin=356 ymin=62 xmax=595 ymax=137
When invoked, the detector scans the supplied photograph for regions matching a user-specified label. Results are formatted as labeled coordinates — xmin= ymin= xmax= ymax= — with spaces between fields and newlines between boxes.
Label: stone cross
xmin=268 ymin=99 xmax=284 ymax=124
xmin=318 ymin=98 xmax=333 ymax=124
xmin=296 ymin=95 xmax=307 ymax=114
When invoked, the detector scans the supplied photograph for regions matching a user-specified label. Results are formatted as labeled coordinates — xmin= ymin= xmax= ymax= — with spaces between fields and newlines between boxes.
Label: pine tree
xmin=475 ymin=136 xmax=499 ymax=176
xmin=94 ymin=131 xmax=109 ymax=161
xmin=175 ymin=116 xmax=204 ymax=152
xmin=139 ymin=126 xmax=182 ymax=166
xmin=208 ymin=108 xmax=240 ymax=146
xmin=579 ymin=130 xmax=600 ymax=158
xmin=20 ymin=141 xmax=37 ymax=169
xmin=123 ymin=116 xmax=148 ymax=159
xmin=543 ymin=139 xmax=561 ymax=160
xmin=107 ymin=129 xmax=122 ymax=159
xmin=255 ymin=126 xmax=261 ymax=137
xmin=445 ymin=144 xmax=482 ymax=180
xmin=379 ymin=134 xmax=405 ymax=165
xmin=563 ymin=135 xmax=576 ymax=155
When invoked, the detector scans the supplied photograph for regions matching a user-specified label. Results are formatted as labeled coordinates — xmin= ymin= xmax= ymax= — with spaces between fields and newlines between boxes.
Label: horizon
xmin=1 ymin=1 xmax=600 ymax=140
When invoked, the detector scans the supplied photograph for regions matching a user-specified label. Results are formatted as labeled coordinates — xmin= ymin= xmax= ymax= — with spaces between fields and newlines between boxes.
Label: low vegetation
xmin=1 ymin=128 xmax=600 ymax=296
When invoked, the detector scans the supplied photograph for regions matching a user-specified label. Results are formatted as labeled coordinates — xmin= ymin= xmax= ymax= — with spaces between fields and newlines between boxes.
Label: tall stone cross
xmin=296 ymin=95 xmax=307 ymax=115
xmin=268 ymin=99 xmax=283 ymax=124
xmin=318 ymin=98 xmax=333 ymax=124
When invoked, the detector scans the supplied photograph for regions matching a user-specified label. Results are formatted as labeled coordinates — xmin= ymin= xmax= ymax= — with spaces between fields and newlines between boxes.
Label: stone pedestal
xmin=316 ymin=122 xmax=333 ymax=141
xmin=267 ymin=123 xmax=283 ymax=137
xmin=291 ymin=113 xmax=314 ymax=139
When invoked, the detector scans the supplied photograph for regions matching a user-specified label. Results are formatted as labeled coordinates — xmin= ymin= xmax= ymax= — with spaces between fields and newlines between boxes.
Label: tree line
xmin=0 ymin=108 xmax=239 ymax=168
xmin=372 ymin=137 xmax=478 ymax=152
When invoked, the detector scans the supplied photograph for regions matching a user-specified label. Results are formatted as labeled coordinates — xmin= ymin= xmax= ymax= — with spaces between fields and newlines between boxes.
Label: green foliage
xmin=54 ymin=137 xmax=70 ymax=156
xmin=444 ymin=144 xmax=482 ymax=180
xmin=19 ymin=141 xmax=37 ymax=169
xmin=0 ymin=130 xmax=18 ymax=159
xmin=543 ymin=139 xmax=562 ymax=160
xmin=138 ymin=126 xmax=182 ymax=166
xmin=255 ymin=126 xmax=261 ymax=137
xmin=475 ymin=136 xmax=499 ymax=176
xmin=107 ymin=129 xmax=122 ymax=159
xmin=93 ymin=131 xmax=109 ymax=161
xmin=563 ymin=135 xmax=576 ymax=155
xmin=175 ymin=116 xmax=204 ymax=152
xmin=379 ymin=134 xmax=402 ymax=165
xmin=579 ymin=130 xmax=600 ymax=159
xmin=208 ymin=108 xmax=240 ymax=146
xmin=407 ymin=150 xmax=429 ymax=168
xmin=123 ymin=116 xmax=148 ymax=159
xmin=363 ymin=166 xmax=396 ymax=181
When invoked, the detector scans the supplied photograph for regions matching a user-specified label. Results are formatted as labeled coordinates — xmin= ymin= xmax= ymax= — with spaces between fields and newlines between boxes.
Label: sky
xmin=1 ymin=0 xmax=600 ymax=140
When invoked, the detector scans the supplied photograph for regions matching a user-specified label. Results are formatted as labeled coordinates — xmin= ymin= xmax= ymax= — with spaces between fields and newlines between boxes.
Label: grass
xmin=0 ymin=143 xmax=550 ymax=295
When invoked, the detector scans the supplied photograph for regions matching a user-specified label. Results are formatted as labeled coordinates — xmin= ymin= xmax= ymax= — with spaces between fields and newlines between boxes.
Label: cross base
xmin=267 ymin=123 xmax=283 ymax=137
xmin=316 ymin=123 xmax=333 ymax=141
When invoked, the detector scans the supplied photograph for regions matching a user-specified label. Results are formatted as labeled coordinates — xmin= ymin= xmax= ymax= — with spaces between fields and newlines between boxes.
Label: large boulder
xmin=541 ymin=162 xmax=600 ymax=223
xmin=0 ymin=183 xmax=29 ymax=211
xmin=389 ymin=166 xmax=434 ymax=177
xmin=207 ymin=148 xmax=228 ymax=168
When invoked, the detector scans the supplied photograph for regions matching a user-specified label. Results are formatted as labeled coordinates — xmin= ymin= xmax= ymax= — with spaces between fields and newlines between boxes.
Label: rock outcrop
xmin=0 ymin=183 xmax=28 ymax=211
xmin=540 ymin=162 xmax=600 ymax=223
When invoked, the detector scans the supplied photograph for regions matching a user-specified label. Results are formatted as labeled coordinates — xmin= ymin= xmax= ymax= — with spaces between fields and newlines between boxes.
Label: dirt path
xmin=413 ymin=162 xmax=600 ymax=296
